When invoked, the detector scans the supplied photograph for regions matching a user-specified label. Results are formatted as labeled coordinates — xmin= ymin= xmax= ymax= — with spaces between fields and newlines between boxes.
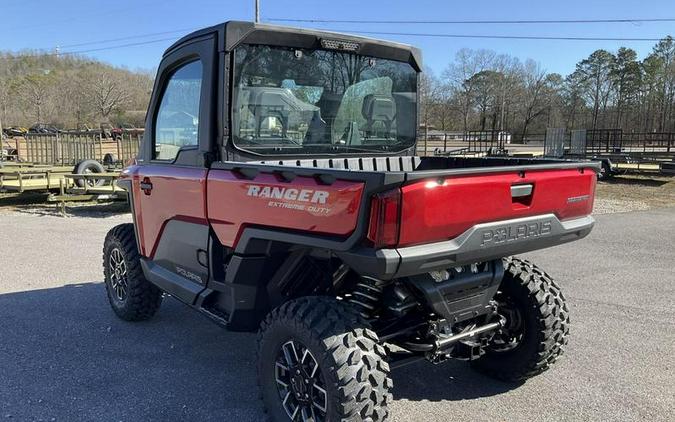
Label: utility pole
xmin=255 ymin=0 xmax=260 ymax=23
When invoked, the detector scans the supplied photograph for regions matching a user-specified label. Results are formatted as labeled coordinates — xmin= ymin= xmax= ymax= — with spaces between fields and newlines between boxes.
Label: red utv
xmin=102 ymin=21 xmax=597 ymax=421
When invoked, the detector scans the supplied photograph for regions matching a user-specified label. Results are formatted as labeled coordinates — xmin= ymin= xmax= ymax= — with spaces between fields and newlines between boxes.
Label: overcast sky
xmin=2 ymin=0 xmax=674 ymax=76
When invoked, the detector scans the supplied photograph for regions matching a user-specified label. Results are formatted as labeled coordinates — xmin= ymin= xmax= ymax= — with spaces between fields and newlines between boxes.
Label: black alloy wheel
xmin=108 ymin=247 xmax=128 ymax=302
xmin=274 ymin=339 xmax=328 ymax=421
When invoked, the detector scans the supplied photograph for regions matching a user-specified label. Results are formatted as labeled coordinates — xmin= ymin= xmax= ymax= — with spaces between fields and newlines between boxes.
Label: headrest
xmin=361 ymin=94 xmax=396 ymax=121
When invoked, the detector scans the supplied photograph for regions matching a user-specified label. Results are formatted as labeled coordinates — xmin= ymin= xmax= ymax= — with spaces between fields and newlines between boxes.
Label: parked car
xmin=28 ymin=123 xmax=60 ymax=134
xmin=2 ymin=127 xmax=28 ymax=137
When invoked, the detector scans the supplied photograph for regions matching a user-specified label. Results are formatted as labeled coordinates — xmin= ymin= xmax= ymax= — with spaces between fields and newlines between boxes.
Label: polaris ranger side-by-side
xmin=103 ymin=21 xmax=598 ymax=421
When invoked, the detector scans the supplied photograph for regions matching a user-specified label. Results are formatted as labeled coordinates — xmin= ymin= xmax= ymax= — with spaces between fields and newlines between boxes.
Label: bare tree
xmin=85 ymin=68 xmax=131 ymax=120
xmin=443 ymin=49 xmax=495 ymax=133
xmin=64 ymin=69 xmax=93 ymax=128
xmin=0 ymin=78 xmax=9 ymax=128
xmin=419 ymin=67 xmax=438 ymax=151
xmin=519 ymin=60 xmax=551 ymax=140
xmin=13 ymin=73 xmax=54 ymax=123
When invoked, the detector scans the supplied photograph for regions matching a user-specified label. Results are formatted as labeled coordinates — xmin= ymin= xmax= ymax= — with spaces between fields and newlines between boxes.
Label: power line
xmin=322 ymin=29 xmax=666 ymax=42
xmin=2 ymin=23 xmax=669 ymax=63
xmin=271 ymin=17 xmax=675 ymax=25
xmin=64 ymin=37 xmax=180 ymax=54
xmin=1 ymin=37 xmax=178 ymax=61
xmin=58 ymin=28 xmax=198 ymax=49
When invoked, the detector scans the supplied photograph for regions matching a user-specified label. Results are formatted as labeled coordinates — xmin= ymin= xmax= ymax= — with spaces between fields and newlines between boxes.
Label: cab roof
xmin=164 ymin=21 xmax=422 ymax=71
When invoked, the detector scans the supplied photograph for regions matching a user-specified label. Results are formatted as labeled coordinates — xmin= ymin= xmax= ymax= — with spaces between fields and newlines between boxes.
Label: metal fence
xmin=20 ymin=132 xmax=141 ymax=165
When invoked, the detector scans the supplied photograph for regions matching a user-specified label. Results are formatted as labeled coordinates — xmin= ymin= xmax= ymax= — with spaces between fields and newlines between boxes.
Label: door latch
xmin=140 ymin=177 xmax=153 ymax=195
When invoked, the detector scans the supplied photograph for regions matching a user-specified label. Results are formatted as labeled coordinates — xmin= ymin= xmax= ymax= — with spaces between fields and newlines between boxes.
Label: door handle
xmin=511 ymin=183 xmax=533 ymax=198
xmin=511 ymin=183 xmax=534 ymax=207
xmin=140 ymin=178 xmax=153 ymax=195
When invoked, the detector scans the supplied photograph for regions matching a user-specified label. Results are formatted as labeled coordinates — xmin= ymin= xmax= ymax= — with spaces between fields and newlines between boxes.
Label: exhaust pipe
xmin=402 ymin=317 xmax=504 ymax=353
xmin=434 ymin=319 xmax=503 ymax=350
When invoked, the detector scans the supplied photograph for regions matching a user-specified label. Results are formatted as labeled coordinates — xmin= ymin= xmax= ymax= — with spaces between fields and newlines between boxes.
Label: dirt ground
xmin=2 ymin=174 xmax=674 ymax=217
xmin=593 ymin=174 xmax=675 ymax=214
xmin=0 ymin=191 xmax=129 ymax=216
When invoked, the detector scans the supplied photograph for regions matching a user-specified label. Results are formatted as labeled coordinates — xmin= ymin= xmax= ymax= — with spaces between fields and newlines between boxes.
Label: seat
xmin=361 ymin=94 xmax=396 ymax=139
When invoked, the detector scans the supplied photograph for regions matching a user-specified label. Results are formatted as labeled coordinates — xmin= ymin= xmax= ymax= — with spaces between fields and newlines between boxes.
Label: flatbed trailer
xmin=561 ymin=129 xmax=675 ymax=177
xmin=48 ymin=172 xmax=125 ymax=215
xmin=0 ymin=161 xmax=125 ymax=193
xmin=0 ymin=166 xmax=74 ymax=192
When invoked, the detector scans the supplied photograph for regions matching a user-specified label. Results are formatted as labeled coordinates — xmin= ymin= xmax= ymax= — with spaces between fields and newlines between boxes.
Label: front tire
xmin=257 ymin=297 xmax=392 ymax=421
xmin=103 ymin=223 xmax=162 ymax=321
xmin=471 ymin=257 xmax=570 ymax=382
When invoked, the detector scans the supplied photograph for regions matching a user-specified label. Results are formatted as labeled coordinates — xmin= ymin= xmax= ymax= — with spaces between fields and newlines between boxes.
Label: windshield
xmin=232 ymin=44 xmax=417 ymax=155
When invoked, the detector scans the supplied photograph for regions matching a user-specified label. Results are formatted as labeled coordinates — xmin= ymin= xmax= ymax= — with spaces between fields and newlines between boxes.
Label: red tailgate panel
xmin=207 ymin=171 xmax=364 ymax=247
xmin=399 ymin=168 xmax=596 ymax=247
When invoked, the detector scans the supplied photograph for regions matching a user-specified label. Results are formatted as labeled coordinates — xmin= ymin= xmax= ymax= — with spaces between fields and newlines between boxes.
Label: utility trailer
xmin=0 ymin=165 xmax=74 ymax=192
xmin=100 ymin=21 xmax=599 ymax=421
xmin=0 ymin=163 xmax=125 ymax=215
xmin=429 ymin=130 xmax=511 ymax=157
xmin=48 ymin=172 xmax=126 ymax=215
xmin=548 ymin=129 xmax=675 ymax=178
xmin=17 ymin=132 xmax=141 ymax=166
xmin=0 ymin=131 xmax=140 ymax=196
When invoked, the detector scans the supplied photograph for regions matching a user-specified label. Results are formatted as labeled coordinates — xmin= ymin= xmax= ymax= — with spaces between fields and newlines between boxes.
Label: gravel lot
xmin=0 ymin=208 xmax=673 ymax=421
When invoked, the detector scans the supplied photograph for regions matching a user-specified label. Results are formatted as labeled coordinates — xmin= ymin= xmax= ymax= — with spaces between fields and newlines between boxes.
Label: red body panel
xmin=124 ymin=164 xmax=207 ymax=257
xmin=397 ymin=168 xmax=596 ymax=247
xmin=206 ymin=170 xmax=364 ymax=247
xmin=126 ymin=162 xmax=596 ymax=254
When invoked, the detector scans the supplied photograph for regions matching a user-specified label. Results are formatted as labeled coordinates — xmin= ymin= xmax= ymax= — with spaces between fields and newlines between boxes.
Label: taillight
xmin=367 ymin=189 xmax=401 ymax=248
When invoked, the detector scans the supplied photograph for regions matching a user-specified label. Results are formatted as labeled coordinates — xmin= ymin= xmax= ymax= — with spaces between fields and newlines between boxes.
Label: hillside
xmin=0 ymin=52 xmax=154 ymax=129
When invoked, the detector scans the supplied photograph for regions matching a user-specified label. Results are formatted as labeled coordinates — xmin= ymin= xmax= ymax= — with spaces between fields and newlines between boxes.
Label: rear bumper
xmin=338 ymin=214 xmax=594 ymax=279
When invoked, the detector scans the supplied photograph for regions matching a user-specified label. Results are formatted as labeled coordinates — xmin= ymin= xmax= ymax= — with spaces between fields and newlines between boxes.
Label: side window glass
xmin=153 ymin=60 xmax=203 ymax=160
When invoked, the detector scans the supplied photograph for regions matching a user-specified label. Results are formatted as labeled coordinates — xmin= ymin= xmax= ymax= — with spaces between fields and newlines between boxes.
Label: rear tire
xmin=103 ymin=223 xmax=162 ymax=321
xmin=257 ymin=297 xmax=392 ymax=421
xmin=471 ymin=257 xmax=570 ymax=382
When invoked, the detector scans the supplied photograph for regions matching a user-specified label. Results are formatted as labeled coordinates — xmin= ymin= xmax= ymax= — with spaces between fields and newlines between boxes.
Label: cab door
xmin=130 ymin=34 xmax=217 ymax=303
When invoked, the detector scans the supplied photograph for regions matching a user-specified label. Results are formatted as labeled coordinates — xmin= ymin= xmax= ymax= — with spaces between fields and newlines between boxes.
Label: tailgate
xmin=398 ymin=167 xmax=596 ymax=247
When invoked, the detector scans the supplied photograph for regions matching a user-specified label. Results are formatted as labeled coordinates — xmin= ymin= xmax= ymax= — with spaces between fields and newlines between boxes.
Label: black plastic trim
xmin=143 ymin=33 xmax=217 ymax=165
xmin=141 ymin=258 xmax=204 ymax=305
xmin=165 ymin=21 xmax=422 ymax=70
xmin=406 ymin=160 xmax=601 ymax=181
